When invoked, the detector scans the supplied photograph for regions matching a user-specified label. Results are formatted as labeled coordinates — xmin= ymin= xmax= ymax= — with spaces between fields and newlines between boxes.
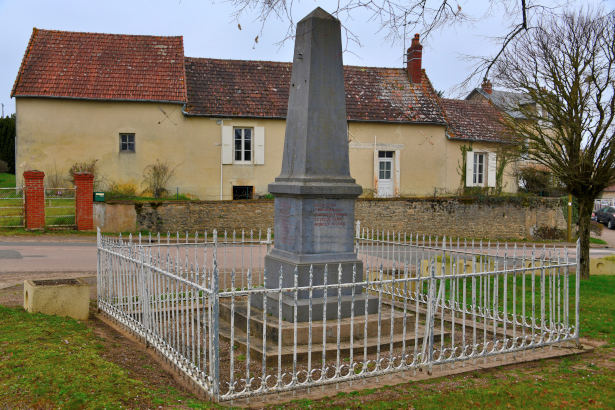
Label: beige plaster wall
xmin=348 ymin=122 xmax=450 ymax=196
xmin=445 ymin=139 xmax=518 ymax=194
xmin=15 ymin=98 xmax=517 ymax=200
xmin=93 ymin=202 xmax=137 ymax=233
xmin=15 ymin=98 xmax=286 ymax=200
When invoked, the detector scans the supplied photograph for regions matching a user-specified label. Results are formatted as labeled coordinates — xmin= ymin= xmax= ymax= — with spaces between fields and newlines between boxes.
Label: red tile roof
xmin=184 ymin=57 xmax=446 ymax=123
xmin=440 ymin=99 xmax=510 ymax=142
xmin=11 ymin=28 xmax=186 ymax=102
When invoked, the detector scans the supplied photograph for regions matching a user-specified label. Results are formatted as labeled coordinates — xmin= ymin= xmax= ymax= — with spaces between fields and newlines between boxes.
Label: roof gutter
xmin=13 ymin=95 xmax=186 ymax=105
xmin=180 ymin=108 xmax=447 ymax=125
xmin=445 ymin=132 xmax=514 ymax=144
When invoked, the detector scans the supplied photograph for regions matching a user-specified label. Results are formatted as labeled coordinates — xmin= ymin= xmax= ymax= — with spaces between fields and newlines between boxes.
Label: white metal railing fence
xmin=97 ymin=224 xmax=579 ymax=403
xmin=0 ymin=187 xmax=24 ymax=228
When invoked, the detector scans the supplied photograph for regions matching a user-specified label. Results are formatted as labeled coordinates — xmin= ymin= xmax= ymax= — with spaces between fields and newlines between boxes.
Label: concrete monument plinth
xmin=250 ymin=7 xmax=378 ymax=322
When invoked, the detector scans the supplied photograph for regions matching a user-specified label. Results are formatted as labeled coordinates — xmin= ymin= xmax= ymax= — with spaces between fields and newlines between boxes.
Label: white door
xmin=377 ymin=151 xmax=394 ymax=197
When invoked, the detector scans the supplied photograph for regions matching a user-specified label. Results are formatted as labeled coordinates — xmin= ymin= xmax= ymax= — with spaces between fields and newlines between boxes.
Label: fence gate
xmin=0 ymin=187 xmax=24 ymax=227
xmin=45 ymin=187 xmax=76 ymax=228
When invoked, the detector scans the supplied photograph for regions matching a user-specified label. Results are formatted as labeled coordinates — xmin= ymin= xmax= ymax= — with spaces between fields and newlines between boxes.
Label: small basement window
xmin=120 ymin=133 xmax=135 ymax=152
xmin=233 ymin=186 xmax=253 ymax=200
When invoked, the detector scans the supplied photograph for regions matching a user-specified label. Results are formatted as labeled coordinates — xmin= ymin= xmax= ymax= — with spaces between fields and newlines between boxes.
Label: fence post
xmin=74 ymin=172 xmax=94 ymax=230
xmin=211 ymin=265 xmax=220 ymax=401
xmin=428 ymin=260 xmax=436 ymax=375
xmin=23 ymin=170 xmax=45 ymax=230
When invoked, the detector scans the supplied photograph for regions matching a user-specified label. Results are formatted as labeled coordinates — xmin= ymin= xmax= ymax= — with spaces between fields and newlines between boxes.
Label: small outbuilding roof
xmin=440 ymin=98 xmax=510 ymax=142
xmin=11 ymin=28 xmax=186 ymax=103
xmin=466 ymin=88 xmax=533 ymax=119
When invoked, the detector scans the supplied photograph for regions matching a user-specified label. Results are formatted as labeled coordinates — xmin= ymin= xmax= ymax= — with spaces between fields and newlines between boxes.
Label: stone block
xmin=23 ymin=279 xmax=90 ymax=321
xmin=590 ymin=258 xmax=615 ymax=275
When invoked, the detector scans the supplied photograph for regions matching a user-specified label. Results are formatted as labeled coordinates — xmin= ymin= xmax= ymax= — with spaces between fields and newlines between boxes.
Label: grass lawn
xmin=590 ymin=237 xmax=607 ymax=245
xmin=44 ymin=196 xmax=76 ymax=226
xmin=0 ymin=175 xmax=22 ymax=227
xmin=0 ymin=276 xmax=613 ymax=409
xmin=0 ymin=173 xmax=16 ymax=188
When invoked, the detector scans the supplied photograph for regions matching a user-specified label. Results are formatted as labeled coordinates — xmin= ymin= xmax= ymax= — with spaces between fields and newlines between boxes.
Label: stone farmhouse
xmin=11 ymin=28 xmax=516 ymax=200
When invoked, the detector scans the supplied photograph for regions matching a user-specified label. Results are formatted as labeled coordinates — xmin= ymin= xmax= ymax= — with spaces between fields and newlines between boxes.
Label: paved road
xmin=595 ymin=223 xmax=615 ymax=247
xmin=0 ymin=241 xmax=97 ymax=289
xmin=2 ymin=234 xmax=614 ymax=290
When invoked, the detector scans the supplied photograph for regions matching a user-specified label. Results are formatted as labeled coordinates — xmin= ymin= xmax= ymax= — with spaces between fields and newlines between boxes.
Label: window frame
xmin=473 ymin=152 xmax=485 ymax=185
xmin=234 ymin=128 xmax=253 ymax=164
xmin=232 ymin=185 xmax=254 ymax=200
xmin=119 ymin=133 xmax=135 ymax=153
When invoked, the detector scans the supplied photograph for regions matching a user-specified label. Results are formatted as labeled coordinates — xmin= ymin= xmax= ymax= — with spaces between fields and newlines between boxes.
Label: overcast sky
xmin=1 ymin=0 xmax=613 ymax=116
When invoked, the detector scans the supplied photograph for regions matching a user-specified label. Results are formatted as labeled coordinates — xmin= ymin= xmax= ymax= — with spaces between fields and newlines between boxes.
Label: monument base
xmin=250 ymin=253 xmax=378 ymax=322
xmin=251 ymin=293 xmax=380 ymax=323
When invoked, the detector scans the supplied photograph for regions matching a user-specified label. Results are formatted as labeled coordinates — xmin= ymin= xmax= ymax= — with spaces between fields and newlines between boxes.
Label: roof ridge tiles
xmin=34 ymin=27 xmax=184 ymax=39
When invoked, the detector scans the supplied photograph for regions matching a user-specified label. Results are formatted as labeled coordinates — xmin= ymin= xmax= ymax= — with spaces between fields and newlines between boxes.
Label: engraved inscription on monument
xmin=277 ymin=198 xmax=295 ymax=247
xmin=313 ymin=200 xmax=347 ymax=227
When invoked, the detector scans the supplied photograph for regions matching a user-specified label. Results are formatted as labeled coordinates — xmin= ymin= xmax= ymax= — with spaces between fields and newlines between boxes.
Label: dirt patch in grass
xmin=0 ymin=282 xmax=210 ymax=409
xmin=91 ymin=314 xmax=200 ymax=399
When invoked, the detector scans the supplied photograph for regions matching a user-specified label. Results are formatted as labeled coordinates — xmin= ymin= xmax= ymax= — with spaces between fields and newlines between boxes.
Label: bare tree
xmin=227 ymin=0 xmax=565 ymax=89
xmin=493 ymin=7 xmax=615 ymax=279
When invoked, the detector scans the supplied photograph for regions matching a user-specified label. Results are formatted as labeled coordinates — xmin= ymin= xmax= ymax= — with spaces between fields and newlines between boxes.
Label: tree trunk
xmin=577 ymin=197 xmax=593 ymax=280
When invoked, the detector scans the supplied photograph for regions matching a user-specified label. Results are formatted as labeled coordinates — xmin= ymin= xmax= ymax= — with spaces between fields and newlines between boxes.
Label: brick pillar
xmin=74 ymin=172 xmax=94 ymax=230
xmin=24 ymin=170 xmax=45 ymax=230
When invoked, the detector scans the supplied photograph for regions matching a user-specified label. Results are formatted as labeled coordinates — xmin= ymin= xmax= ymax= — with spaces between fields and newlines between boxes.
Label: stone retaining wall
xmin=355 ymin=197 xmax=566 ymax=239
xmin=94 ymin=197 xmax=566 ymax=240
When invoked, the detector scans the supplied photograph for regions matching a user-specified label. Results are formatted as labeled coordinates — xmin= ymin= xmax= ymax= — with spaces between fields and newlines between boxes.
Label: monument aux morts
xmin=252 ymin=7 xmax=378 ymax=322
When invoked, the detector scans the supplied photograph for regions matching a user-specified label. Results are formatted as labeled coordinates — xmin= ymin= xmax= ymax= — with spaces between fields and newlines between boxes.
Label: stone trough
xmin=23 ymin=278 xmax=90 ymax=320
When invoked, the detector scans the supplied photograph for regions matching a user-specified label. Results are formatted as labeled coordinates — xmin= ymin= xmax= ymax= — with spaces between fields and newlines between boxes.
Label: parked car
xmin=595 ymin=206 xmax=615 ymax=229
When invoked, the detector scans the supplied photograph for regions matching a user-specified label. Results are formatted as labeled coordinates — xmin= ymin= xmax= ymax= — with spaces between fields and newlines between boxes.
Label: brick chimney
xmin=482 ymin=79 xmax=493 ymax=94
xmin=407 ymin=33 xmax=423 ymax=84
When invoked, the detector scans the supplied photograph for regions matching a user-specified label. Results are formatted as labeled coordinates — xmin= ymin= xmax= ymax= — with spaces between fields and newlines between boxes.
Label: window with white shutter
xmin=223 ymin=126 xmax=265 ymax=165
xmin=254 ymin=127 xmax=265 ymax=165
xmin=487 ymin=152 xmax=497 ymax=188
xmin=222 ymin=126 xmax=233 ymax=164
xmin=466 ymin=151 xmax=474 ymax=187
xmin=466 ymin=150 xmax=497 ymax=187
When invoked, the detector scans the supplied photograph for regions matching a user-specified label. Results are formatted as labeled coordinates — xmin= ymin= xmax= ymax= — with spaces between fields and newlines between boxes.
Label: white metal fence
xmin=0 ymin=187 xmax=24 ymax=227
xmin=45 ymin=187 xmax=76 ymax=227
xmin=97 ymin=224 xmax=579 ymax=403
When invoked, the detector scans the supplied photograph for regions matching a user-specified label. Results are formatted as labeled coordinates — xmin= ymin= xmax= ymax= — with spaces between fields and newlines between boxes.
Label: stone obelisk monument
xmin=255 ymin=7 xmax=377 ymax=322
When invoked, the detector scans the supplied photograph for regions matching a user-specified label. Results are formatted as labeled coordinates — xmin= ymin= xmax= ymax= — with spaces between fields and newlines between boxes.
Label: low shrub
xmin=0 ymin=160 xmax=9 ymax=174
xmin=590 ymin=221 xmax=604 ymax=237
xmin=533 ymin=225 xmax=567 ymax=240
xmin=142 ymin=159 xmax=181 ymax=199
xmin=105 ymin=181 xmax=138 ymax=200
